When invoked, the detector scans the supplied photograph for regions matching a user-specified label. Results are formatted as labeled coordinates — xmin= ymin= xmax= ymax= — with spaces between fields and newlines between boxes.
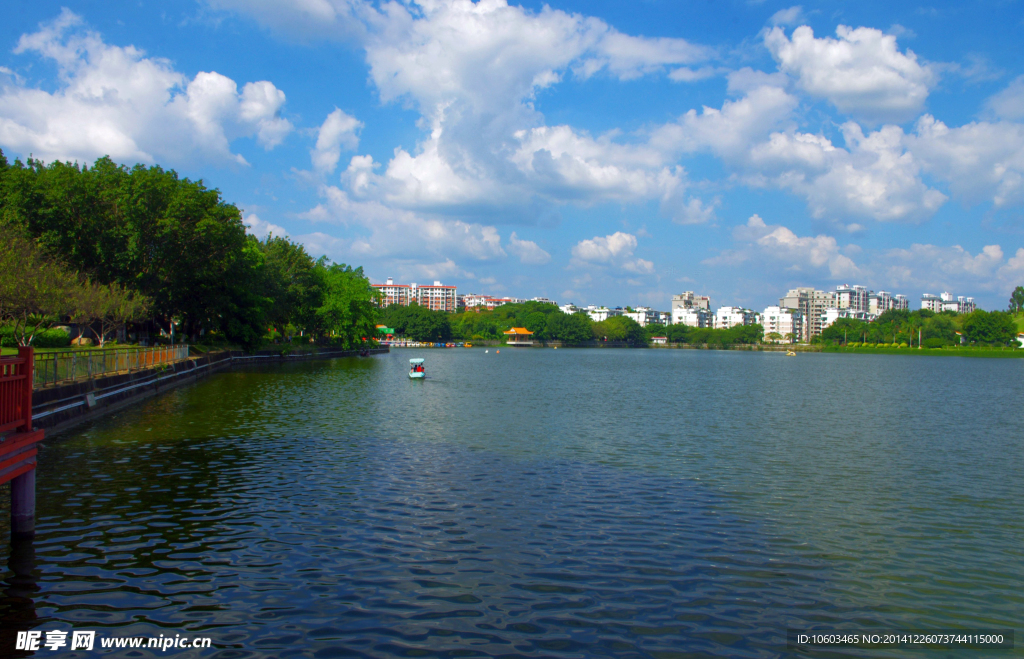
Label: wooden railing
xmin=33 ymin=345 xmax=190 ymax=387
xmin=0 ymin=347 xmax=33 ymax=435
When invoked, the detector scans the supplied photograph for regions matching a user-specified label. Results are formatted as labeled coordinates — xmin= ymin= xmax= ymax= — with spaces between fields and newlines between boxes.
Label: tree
xmin=961 ymin=310 xmax=1017 ymax=345
xmin=0 ymin=226 xmax=86 ymax=346
xmin=819 ymin=318 xmax=867 ymax=344
xmin=765 ymin=331 xmax=782 ymax=344
xmin=312 ymin=260 xmax=380 ymax=347
xmin=1010 ymin=286 xmax=1024 ymax=313
xmin=72 ymin=281 xmax=151 ymax=347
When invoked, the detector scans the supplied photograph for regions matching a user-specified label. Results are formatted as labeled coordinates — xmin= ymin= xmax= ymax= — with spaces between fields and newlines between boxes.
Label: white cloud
xmin=673 ymin=197 xmax=719 ymax=225
xmin=706 ymin=214 xmax=860 ymax=278
xmin=303 ymin=185 xmax=506 ymax=263
xmin=764 ymin=25 xmax=936 ymax=123
xmin=877 ymin=243 xmax=1024 ymax=294
xmin=908 ymin=115 xmax=1024 ymax=207
xmin=0 ymin=9 xmax=292 ymax=166
xmin=747 ymin=122 xmax=947 ymax=222
xmin=652 ymin=85 xmax=798 ymax=160
xmin=311 ymin=108 xmax=362 ymax=174
xmin=571 ymin=231 xmax=653 ymax=274
xmin=243 ymin=213 xmax=288 ymax=239
xmin=769 ymin=6 xmax=805 ymax=27
xmin=668 ymin=66 xmax=719 ymax=83
xmin=507 ymin=232 xmax=551 ymax=265
xmin=512 ymin=124 xmax=685 ymax=203
xmin=985 ymin=75 xmax=1024 ymax=121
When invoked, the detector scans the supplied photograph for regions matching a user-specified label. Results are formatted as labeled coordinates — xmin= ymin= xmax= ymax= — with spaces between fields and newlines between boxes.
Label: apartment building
xmin=417 ymin=281 xmax=458 ymax=312
xmin=821 ymin=307 xmax=874 ymax=331
xmin=835 ymin=284 xmax=870 ymax=313
xmin=922 ymin=291 xmax=976 ymax=314
xmin=869 ymin=291 xmax=909 ymax=315
xmin=671 ymin=292 xmax=711 ymax=312
xmin=373 ymin=278 xmax=414 ymax=307
xmin=586 ymin=306 xmax=622 ymax=322
xmin=761 ymin=306 xmax=802 ymax=343
xmin=715 ymin=306 xmax=758 ymax=330
xmin=780 ymin=287 xmax=836 ymax=341
xmin=672 ymin=307 xmax=712 ymax=327
xmin=460 ymin=294 xmax=522 ymax=311
xmin=623 ymin=307 xmax=668 ymax=327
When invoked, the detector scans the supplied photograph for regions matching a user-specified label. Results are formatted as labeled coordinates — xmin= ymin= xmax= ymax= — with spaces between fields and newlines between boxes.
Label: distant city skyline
xmin=1 ymin=1 xmax=1023 ymax=310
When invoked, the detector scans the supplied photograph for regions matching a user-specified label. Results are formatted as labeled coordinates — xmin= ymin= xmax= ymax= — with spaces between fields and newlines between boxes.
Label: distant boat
xmin=409 ymin=358 xmax=425 ymax=379
xmin=786 ymin=350 xmax=796 ymax=356
xmin=464 ymin=343 xmax=473 ymax=348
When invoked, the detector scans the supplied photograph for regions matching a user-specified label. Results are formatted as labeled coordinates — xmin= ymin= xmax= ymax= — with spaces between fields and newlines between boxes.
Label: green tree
xmin=1010 ymin=286 xmax=1024 ymax=313
xmin=313 ymin=260 xmax=380 ymax=347
xmin=961 ymin=310 xmax=1017 ymax=345
xmin=0 ymin=226 xmax=86 ymax=346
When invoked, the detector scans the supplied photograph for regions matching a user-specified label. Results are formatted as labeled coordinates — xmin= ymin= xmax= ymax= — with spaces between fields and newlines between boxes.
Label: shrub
xmin=922 ymin=337 xmax=950 ymax=349
xmin=0 ymin=325 xmax=72 ymax=348
xmin=899 ymin=342 xmax=909 ymax=348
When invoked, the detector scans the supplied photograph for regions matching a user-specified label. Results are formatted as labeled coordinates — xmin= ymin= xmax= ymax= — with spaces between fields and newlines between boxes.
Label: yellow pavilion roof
xmin=504 ymin=327 xmax=533 ymax=335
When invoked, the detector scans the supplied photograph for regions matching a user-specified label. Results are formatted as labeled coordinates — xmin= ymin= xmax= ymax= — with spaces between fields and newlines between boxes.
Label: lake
xmin=3 ymin=348 xmax=1021 ymax=657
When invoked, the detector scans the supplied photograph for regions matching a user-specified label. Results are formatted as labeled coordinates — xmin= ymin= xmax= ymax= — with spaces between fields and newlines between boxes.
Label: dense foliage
xmin=814 ymin=308 xmax=1019 ymax=347
xmin=381 ymin=301 xmax=645 ymax=344
xmin=661 ymin=323 xmax=764 ymax=345
xmin=0 ymin=150 xmax=378 ymax=351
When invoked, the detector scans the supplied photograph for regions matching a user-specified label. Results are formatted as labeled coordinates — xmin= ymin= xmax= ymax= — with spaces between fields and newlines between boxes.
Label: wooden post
xmin=10 ymin=469 xmax=35 ymax=539
xmin=18 ymin=347 xmax=32 ymax=433
xmin=12 ymin=347 xmax=35 ymax=539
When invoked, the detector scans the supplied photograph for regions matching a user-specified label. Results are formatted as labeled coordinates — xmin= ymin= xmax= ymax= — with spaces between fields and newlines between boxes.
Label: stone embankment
xmin=32 ymin=347 xmax=389 ymax=436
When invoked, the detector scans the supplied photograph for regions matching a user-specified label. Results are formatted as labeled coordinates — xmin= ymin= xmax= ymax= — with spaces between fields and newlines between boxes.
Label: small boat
xmin=786 ymin=350 xmax=796 ymax=356
xmin=409 ymin=358 xmax=425 ymax=379
xmin=464 ymin=343 xmax=473 ymax=348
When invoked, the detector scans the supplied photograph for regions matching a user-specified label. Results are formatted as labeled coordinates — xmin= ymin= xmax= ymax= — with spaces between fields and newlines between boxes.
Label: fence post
xmin=17 ymin=347 xmax=33 ymax=432
xmin=12 ymin=346 xmax=36 ymax=539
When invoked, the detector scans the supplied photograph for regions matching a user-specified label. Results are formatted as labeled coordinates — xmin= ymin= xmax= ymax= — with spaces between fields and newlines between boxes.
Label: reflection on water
xmin=0 ymin=349 xmax=1021 ymax=657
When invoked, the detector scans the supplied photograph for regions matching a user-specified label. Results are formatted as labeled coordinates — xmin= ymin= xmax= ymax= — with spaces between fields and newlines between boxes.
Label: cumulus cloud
xmin=0 ymin=9 xmax=293 ymax=165
xmin=304 ymin=185 xmax=506 ymax=262
xmin=985 ymin=75 xmax=1024 ymax=121
xmin=571 ymin=231 xmax=653 ymax=274
xmin=764 ymin=25 xmax=936 ymax=123
xmin=507 ymin=232 xmax=551 ymax=265
xmin=707 ymin=214 xmax=860 ymax=278
xmin=908 ymin=115 xmax=1024 ymax=207
xmin=673 ymin=197 xmax=719 ymax=225
xmin=243 ymin=213 xmax=288 ymax=239
xmin=769 ymin=6 xmax=805 ymax=27
xmin=311 ymin=108 xmax=362 ymax=174
xmin=747 ymin=122 xmax=947 ymax=222
xmin=651 ymin=85 xmax=798 ymax=159
xmin=877 ymin=243 xmax=1024 ymax=294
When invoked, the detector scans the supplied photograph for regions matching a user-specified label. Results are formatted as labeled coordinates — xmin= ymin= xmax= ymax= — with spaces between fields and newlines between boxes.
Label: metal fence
xmin=33 ymin=345 xmax=190 ymax=387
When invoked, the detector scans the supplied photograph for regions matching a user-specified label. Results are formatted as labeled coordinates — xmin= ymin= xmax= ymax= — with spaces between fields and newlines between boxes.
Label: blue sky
xmin=2 ymin=0 xmax=1023 ymax=311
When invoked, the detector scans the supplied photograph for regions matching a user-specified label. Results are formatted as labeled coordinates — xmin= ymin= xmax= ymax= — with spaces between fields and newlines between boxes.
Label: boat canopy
xmin=409 ymin=358 xmax=425 ymax=364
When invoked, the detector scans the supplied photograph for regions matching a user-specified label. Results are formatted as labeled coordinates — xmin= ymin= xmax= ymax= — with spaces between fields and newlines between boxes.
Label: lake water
xmin=2 ymin=349 xmax=1022 ymax=657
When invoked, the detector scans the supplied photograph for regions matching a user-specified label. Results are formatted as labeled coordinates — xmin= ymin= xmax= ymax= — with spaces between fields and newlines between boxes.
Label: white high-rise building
xmin=836 ymin=284 xmax=870 ymax=313
xmin=623 ymin=307 xmax=667 ymax=327
xmin=373 ymin=277 xmax=414 ymax=307
xmin=761 ymin=306 xmax=802 ymax=343
xmin=586 ymin=306 xmax=622 ymax=322
xmin=671 ymin=292 xmax=711 ymax=312
xmin=672 ymin=307 xmax=712 ymax=328
xmin=715 ymin=306 xmax=757 ymax=330
xmin=868 ymin=291 xmax=910 ymax=315
xmin=416 ymin=281 xmax=458 ymax=312
xmin=780 ymin=287 xmax=836 ymax=341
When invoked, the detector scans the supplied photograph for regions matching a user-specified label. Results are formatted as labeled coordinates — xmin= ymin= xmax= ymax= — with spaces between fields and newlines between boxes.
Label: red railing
xmin=0 ymin=347 xmax=34 ymax=435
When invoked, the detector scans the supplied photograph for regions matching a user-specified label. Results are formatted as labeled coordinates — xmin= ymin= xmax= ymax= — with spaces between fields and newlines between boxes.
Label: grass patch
xmin=823 ymin=345 xmax=1024 ymax=358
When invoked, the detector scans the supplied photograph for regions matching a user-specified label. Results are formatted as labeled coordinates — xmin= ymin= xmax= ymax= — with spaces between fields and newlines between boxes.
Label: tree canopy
xmin=0 ymin=150 xmax=378 ymax=351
